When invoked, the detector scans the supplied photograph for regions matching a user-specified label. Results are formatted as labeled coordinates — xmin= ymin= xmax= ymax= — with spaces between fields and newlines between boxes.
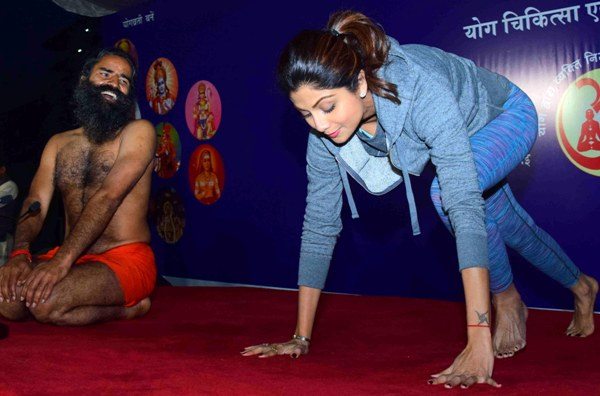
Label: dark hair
xmin=80 ymin=47 xmax=137 ymax=92
xmin=276 ymin=10 xmax=399 ymax=104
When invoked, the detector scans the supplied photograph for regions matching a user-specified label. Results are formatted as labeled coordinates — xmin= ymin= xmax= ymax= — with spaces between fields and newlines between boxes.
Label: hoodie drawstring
xmin=339 ymin=165 xmax=359 ymax=219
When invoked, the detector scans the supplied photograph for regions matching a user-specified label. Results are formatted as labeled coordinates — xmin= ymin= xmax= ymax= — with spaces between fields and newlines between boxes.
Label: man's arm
xmin=0 ymin=135 xmax=57 ymax=302
xmin=13 ymin=136 xmax=58 ymax=251
xmin=21 ymin=120 xmax=156 ymax=306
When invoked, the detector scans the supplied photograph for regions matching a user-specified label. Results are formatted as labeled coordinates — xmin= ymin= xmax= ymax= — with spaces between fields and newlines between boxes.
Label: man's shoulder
xmin=46 ymin=127 xmax=84 ymax=151
xmin=122 ymin=119 xmax=154 ymax=135
xmin=53 ymin=127 xmax=84 ymax=139
xmin=119 ymin=119 xmax=157 ymax=154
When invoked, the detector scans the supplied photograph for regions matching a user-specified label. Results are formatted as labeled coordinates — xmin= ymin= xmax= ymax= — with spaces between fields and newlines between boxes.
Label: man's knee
xmin=0 ymin=302 xmax=30 ymax=321
xmin=29 ymin=298 xmax=68 ymax=325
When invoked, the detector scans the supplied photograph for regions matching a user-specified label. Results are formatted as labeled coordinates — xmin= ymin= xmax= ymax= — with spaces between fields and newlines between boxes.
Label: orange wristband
xmin=9 ymin=249 xmax=32 ymax=262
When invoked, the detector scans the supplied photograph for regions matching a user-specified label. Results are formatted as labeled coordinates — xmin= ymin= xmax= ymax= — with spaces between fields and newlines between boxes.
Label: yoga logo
xmin=185 ymin=81 xmax=222 ymax=141
xmin=146 ymin=57 xmax=179 ymax=115
xmin=556 ymin=68 xmax=600 ymax=176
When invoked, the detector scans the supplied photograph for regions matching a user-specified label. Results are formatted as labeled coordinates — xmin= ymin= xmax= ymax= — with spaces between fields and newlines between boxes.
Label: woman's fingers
xmin=258 ymin=344 xmax=279 ymax=358
xmin=242 ymin=343 xmax=280 ymax=358
xmin=242 ymin=340 xmax=308 ymax=358
xmin=241 ymin=344 xmax=269 ymax=356
xmin=290 ymin=345 xmax=303 ymax=359
xmin=460 ymin=376 xmax=478 ymax=389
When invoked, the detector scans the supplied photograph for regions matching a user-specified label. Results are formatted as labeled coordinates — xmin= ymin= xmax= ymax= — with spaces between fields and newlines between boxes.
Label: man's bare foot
xmin=492 ymin=283 xmax=528 ymax=359
xmin=122 ymin=298 xmax=151 ymax=320
xmin=567 ymin=274 xmax=598 ymax=337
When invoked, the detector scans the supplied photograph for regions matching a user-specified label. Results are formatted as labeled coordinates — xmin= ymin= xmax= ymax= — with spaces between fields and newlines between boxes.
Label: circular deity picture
xmin=188 ymin=144 xmax=225 ymax=205
xmin=146 ymin=57 xmax=178 ymax=115
xmin=114 ymin=38 xmax=138 ymax=68
xmin=154 ymin=122 xmax=181 ymax=179
xmin=185 ymin=80 xmax=222 ymax=140
xmin=151 ymin=187 xmax=185 ymax=244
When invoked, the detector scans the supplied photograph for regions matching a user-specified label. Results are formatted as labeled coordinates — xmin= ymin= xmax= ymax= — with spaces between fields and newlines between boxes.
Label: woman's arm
xmin=409 ymin=76 xmax=499 ymax=387
xmin=429 ymin=268 xmax=499 ymax=388
xmin=296 ymin=285 xmax=321 ymax=338
xmin=241 ymin=285 xmax=321 ymax=358
xmin=243 ymin=132 xmax=343 ymax=358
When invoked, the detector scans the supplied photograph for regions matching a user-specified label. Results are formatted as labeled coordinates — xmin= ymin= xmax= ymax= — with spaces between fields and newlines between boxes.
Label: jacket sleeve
xmin=410 ymin=76 xmax=489 ymax=271
xmin=298 ymin=132 xmax=344 ymax=289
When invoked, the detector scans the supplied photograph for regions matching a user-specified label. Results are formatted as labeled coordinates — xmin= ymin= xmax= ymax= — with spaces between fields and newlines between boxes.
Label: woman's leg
xmin=487 ymin=184 xmax=579 ymax=287
xmin=431 ymin=84 xmax=595 ymax=354
xmin=470 ymin=86 xmax=595 ymax=339
xmin=487 ymin=183 xmax=597 ymax=337
xmin=484 ymin=185 xmax=529 ymax=357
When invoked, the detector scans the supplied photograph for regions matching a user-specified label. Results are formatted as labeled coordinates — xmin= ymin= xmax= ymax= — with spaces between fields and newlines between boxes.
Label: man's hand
xmin=19 ymin=259 xmax=69 ymax=308
xmin=241 ymin=338 xmax=310 ymax=359
xmin=0 ymin=256 xmax=32 ymax=303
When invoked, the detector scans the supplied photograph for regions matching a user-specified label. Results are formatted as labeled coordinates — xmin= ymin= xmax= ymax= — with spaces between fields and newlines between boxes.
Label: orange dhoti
xmin=37 ymin=243 xmax=157 ymax=307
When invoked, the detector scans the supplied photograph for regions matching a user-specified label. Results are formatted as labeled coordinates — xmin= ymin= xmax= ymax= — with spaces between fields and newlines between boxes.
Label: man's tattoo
xmin=475 ymin=310 xmax=490 ymax=325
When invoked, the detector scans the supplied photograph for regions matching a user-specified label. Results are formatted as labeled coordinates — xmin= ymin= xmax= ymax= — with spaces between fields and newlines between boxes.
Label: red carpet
xmin=1 ymin=286 xmax=598 ymax=395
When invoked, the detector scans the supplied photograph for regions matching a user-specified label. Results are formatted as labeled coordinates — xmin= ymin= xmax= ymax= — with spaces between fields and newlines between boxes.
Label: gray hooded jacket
xmin=298 ymin=39 xmax=512 ymax=289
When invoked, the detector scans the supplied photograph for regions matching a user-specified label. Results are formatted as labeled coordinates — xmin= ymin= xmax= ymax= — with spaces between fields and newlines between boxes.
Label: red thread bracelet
xmin=9 ymin=249 xmax=32 ymax=262
xmin=467 ymin=324 xmax=491 ymax=328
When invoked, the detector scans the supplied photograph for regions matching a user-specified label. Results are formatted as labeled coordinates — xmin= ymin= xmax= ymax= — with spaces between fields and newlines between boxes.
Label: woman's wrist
xmin=467 ymin=325 xmax=492 ymax=344
xmin=467 ymin=324 xmax=491 ymax=328
xmin=292 ymin=334 xmax=311 ymax=343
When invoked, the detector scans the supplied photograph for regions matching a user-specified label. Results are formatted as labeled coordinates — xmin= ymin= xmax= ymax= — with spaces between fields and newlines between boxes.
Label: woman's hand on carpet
xmin=241 ymin=338 xmax=309 ymax=358
xmin=428 ymin=342 xmax=500 ymax=389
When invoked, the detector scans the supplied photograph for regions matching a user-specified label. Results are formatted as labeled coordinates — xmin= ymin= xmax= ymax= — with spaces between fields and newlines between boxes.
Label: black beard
xmin=73 ymin=79 xmax=135 ymax=144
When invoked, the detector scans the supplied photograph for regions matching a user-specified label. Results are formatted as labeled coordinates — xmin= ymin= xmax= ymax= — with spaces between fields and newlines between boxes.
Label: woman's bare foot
xmin=492 ymin=284 xmax=528 ymax=358
xmin=567 ymin=274 xmax=598 ymax=337
xmin=122 ymin=298 xmax=151 ymax=320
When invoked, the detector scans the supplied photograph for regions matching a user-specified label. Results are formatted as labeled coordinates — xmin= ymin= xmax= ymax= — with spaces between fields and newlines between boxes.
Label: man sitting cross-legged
xmin=0 ymin=48 xmax=157 ymax=325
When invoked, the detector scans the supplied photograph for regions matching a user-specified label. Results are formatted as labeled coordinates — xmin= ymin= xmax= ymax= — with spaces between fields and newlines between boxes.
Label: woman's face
xmin=289 ymin=73 xmax=368 ymax=145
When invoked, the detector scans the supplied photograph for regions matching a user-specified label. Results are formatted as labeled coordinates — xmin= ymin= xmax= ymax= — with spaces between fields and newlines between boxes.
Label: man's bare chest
xmin=55 ymin=142 xmax=116 ymax=191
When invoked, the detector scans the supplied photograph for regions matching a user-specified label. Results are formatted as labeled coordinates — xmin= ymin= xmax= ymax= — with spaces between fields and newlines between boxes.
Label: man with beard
xmin=0 ymin=48 xmax=157 ymax=325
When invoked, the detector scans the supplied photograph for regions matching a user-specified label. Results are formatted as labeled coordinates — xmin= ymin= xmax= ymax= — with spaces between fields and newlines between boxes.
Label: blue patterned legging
xmin=430 ymin=84 xmax=581 ymax=294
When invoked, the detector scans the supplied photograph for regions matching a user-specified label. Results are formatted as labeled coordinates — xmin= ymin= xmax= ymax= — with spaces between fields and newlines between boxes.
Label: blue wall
xmin=103 ymin=0 xmax=600 ymax=310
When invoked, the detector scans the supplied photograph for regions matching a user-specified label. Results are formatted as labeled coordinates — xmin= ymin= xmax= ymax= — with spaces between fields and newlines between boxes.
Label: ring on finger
xmin=270 ymin=345 xmax=278 ymax=353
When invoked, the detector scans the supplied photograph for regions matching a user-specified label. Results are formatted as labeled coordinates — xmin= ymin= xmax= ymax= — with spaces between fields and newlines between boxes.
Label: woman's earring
xmin=360 ymin=91 xmax=366 ymax=98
